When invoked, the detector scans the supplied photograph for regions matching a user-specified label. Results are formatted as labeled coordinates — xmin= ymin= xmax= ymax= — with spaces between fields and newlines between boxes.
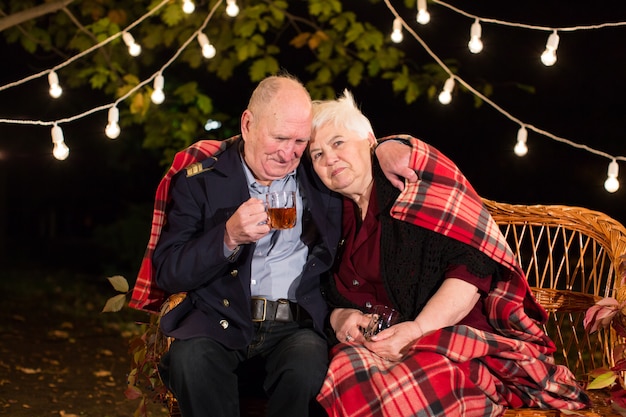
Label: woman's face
xmin=309 ymin=123 xmax=376 ymax=197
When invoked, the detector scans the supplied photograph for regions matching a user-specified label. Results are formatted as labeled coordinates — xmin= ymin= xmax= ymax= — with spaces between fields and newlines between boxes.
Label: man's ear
xmin=240 ymin=109 xmax=252 ymax=138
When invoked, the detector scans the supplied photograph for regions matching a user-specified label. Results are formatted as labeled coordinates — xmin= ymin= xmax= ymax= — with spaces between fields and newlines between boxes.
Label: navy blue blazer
xmin=154 ymin=137 xmax=342 ymax=349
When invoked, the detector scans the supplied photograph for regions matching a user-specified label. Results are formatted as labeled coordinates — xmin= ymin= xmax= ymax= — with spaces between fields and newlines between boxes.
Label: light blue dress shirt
xmin=236 ymin=158 xmax=308 ymax=301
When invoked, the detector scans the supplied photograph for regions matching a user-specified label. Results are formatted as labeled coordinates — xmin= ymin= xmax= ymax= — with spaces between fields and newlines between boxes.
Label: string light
xmin=382 ymin=0 xmax=626 ymax=193
xmin=438 ymin=77 xmax=455 ymax=104
xmin=105 ymin=106 xmax=121 ymax=139
xmin=151 ymin=73 xmax=165 ymax=104
xmin=226 ymin=0 xmax=239 ymax=17
xmin=182 ymin=0 xmax=195 ymax=14
xmin=0 ymin=0 xmax=625 ymax=198
xmin=48 ymin=70 xmax=63 ymax=98
xmin=514 ymin=126 xmax=528 ymax=157
xmin=416 ymin=0 xmax=431 ymax=25
xmin=468 ymin=19 xmax=483 ymax=54
xmin=197 ymin=33 xmax=216 ymax=59
xmin=391 ymin=18 xmax=403 ymax=43
xmin=122 ymin=31 xmax=142 ymax=57
xmin=541 ymin=31 xmax=560 ymax=66
xmin=604 ymin=160 xmax=620 ymax=193
xmin=51 ymin=124 xmax=69 ymax=160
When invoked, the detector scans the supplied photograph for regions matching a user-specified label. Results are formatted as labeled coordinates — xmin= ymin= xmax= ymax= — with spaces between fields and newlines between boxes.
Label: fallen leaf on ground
xmin=59 ymin=411 xmax=81 ymax=417
xmin=48 ymin=330 xmax=70 ymax=339
xmin=16 ymin=366 xmax=41 ymax=374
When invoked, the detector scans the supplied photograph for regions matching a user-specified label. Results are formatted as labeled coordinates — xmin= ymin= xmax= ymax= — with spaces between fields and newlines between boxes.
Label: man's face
xmin=241 ymin=87 xmax=312 ymax=184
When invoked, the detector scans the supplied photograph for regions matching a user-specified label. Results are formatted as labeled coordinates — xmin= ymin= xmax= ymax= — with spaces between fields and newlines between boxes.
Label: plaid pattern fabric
xmin=317 ymin=135 xmax=589 ymax=416
xmin=128 ymin=139 xmax=230 ymax=312
xmin=317 ymin=267 xmax=589 ymax=417
xmin=389 ymin=134 xmax=517 ymax=272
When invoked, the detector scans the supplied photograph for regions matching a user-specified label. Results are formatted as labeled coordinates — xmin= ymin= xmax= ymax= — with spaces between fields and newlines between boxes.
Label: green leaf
xmin=405 ymin=80 xmax=421 ymax=104
xmin=345 ymin=22 xmax=365 ymax=45
xmin=89 ymin=71 xmax=109 ymax=89
xmin=174 ymin=82 xmax=199 ymax=104
xmin=587 ymin=371 xmax=617 ymax=389
xmin=310 ymin=0 xmax=342 ymax=18
xmin=20 ymin=37 xmax=37 ymax=53
xmin=269 ymin=2 xmax=287 ymax=23
xmin=107 ymin=275 xmax=129 ymax=293
xmin=249 ymin=56 xmax=279 ymax=81
xmin=196 ymin=94 xmax=213 ymax=114
xmin=102 ymin=294 xmax=127 ymax=313
xmin=347 ymin=61 xmax=364 ymax=86
xmin=162 ymin=3 xmax=184 ymax=27
xmin=236 ymin=19 xmax=259 ymax=38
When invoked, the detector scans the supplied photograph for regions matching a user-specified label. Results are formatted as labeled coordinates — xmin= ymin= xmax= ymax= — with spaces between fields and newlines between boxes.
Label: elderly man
xmin=144 ymin=74 xmax=413 ymax=417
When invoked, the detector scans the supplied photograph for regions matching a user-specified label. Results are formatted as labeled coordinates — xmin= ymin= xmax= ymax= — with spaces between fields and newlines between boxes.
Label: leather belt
xmin=251 ymin=297 xmax=308 ymax=322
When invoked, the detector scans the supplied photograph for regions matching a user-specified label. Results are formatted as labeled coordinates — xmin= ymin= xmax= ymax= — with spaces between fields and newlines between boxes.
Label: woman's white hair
xmin=311 ymin=89 xmax=374 ymax=140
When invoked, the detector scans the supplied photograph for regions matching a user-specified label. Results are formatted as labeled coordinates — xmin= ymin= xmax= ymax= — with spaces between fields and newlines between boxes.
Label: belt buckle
xmin=252 ymin=297 xmax=267 ymax=322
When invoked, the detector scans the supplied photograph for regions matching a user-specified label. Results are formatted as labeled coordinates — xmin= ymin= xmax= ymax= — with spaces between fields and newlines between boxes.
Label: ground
xmin=0 ymin=269 xmax=169 ymax=417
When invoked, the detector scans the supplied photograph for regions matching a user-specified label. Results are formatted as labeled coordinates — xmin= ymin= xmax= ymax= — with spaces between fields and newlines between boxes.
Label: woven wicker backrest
xmin=483 ymin=199 xmax=626 ymax=379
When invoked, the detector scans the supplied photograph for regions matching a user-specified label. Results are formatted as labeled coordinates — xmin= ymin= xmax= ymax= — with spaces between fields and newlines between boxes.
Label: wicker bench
xmin=148 ymin=199 xmax=626 ymax=417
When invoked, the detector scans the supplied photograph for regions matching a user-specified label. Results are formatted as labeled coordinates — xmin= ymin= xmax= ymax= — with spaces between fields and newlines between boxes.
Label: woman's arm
xmin=366 ymin=278 xmax=480 ymax=360
xmin=412 ymin=278 xmax=480 ymax=336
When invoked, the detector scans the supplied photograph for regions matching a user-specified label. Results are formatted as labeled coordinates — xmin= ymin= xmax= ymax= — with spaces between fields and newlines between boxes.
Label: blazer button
xmin=220 ymin=320 xmax=229 ymax=329
xmin=230 ymin=270 xmax=238 ymax=277
xmin=222 ymin=299 xmax=230 ymax=307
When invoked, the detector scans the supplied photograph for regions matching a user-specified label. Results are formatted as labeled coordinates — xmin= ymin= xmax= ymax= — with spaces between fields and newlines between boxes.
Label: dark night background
xmin=0 ymin=1 xmax=625 ymax=284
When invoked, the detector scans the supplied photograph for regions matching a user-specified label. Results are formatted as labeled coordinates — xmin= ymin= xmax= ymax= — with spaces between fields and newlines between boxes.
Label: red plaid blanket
xmin=317 ymin=135 xmax=589 ymax=416
xmin=128 ymin=139 xmax=229 ymax=312
xmin=317 ymin=275 xmax=589 ymax=416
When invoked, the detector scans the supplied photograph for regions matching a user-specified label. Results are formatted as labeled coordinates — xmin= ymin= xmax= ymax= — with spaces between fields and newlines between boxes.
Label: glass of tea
xmin=363 ymin=305 xmax=400 ymax=341
xmin=266 ymin=191 xmax=296 ymax=229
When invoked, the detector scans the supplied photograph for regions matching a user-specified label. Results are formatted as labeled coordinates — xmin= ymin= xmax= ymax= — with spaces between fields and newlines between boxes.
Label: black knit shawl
xmin=322 ymin=158 xmax=501 ymax=322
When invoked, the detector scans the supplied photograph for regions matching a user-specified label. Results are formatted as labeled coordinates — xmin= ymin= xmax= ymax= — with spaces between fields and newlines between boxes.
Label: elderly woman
xmin=309 ymin=91 xmax=590 ymax=416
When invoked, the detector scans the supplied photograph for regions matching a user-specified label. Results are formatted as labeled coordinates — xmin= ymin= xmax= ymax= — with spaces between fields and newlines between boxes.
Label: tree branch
xmin=0 ymin=0 xmax=74 ymax=32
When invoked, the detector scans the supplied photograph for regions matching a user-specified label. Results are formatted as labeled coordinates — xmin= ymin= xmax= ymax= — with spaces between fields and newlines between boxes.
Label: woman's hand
xmin=363 ymin=321 xmax=423 ymax=361
xmin=330 ymin=308 xmax=371 ymax=344
xmin=363 ymin=278 xmax=481 ymax=361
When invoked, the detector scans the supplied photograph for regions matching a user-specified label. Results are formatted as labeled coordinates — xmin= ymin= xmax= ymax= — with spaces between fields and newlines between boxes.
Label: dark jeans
xmin=159 ymin=319 xmax=328 ymax=417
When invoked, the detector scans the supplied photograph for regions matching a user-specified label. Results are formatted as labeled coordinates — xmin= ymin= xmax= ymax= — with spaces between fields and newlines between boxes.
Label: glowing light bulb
xmin=226 ymin=0 xmax=239 ymax=17
xmin=604 ymin=160 xmax=620 ymax=193
xmin=468 ymin=20 xmax=483 ymax=54
xmin=416 ymin=0 xmax=430 ymax=24
xmin=197 ymin=33 xmax=216 ymax=59
xmin=514 ymin=126 xmax=528 ymax=156
xmin=105 ymin=106 xmax=121 ymax=139
xmin=182 ymin=0 xmax=195 ymax=14
xmin=438 ymin=77 xmax=455 ymax=105
xmin=53 ymin=142 xmax=70 ymax=160
xmin=151 ymin=74 xmax=165 ymax=104
xmin=48 ymin=71 xmax=63 ymax=98
xmin=541 ymin=31 xmax=559 ymax=66
xmin=122 ymin=32 xmax=142 ymax=57
xmin=204 ymin=119 xmax=222 ymax=131
xmin=390 ymin=18 xmax=403 ymax=43
xmin=51 ymin=125 xmax=69 ymax=160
